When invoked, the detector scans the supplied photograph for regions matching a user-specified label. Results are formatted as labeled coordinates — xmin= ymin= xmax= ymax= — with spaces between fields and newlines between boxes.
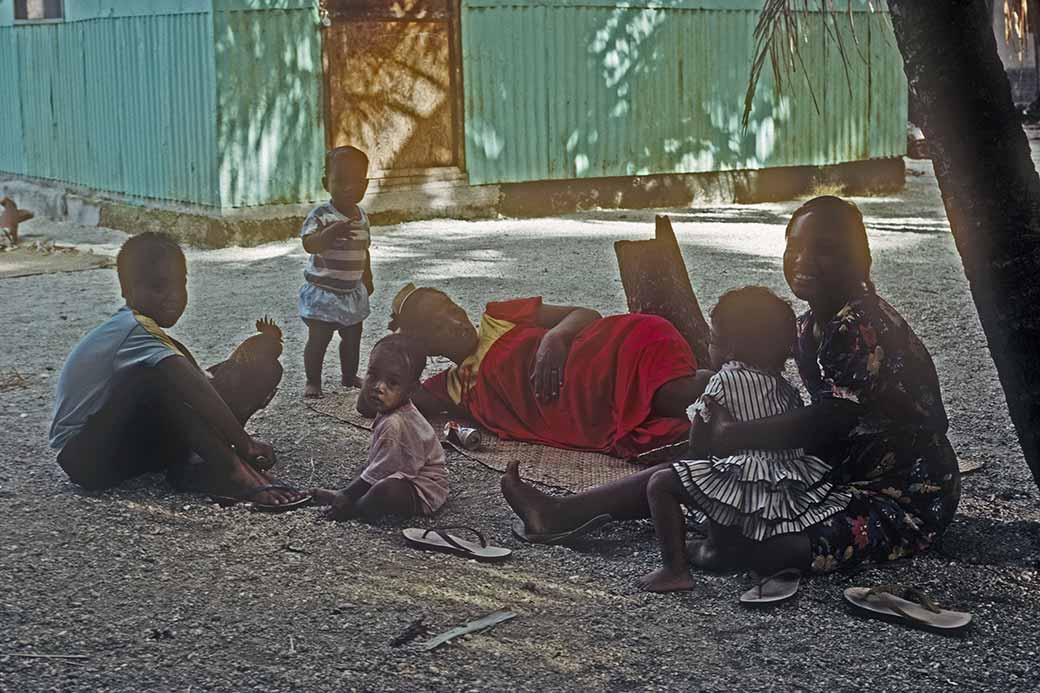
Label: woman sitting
xmin=503 ymin=196 xmax=961 ymax=575
xmin=376 ymin=283 xmax=711 ymax=458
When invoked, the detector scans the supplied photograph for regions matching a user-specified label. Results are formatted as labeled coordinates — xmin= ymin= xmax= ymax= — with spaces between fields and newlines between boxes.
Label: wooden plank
xmin=614 ymin=215 xmax=712 ymax=367
xmin=326 ymin=0 xmax=453 ymax=21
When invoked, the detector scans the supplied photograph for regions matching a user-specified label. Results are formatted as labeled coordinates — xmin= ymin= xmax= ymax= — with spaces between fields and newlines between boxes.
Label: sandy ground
xmin=2 ymin=159 xmax=1040 ymax=692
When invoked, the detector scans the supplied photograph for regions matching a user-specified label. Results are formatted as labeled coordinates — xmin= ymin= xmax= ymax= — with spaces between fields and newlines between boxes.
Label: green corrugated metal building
xmin=0 ymin=0 xmax=906 ymax=233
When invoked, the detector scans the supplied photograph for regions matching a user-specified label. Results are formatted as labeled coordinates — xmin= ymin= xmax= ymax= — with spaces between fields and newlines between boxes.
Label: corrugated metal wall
xmin=461 ymin=1 xmax=907 ymax=185
xmin=0 ymin=13 xmax=220 ymax=206
xmin=214 ymin=4 xmax=325 ymax=207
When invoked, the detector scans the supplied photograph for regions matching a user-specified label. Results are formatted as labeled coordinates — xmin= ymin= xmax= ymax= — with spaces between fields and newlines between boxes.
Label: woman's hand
xmin=530 ymin=331 xmax=568 ymax=401
xmin=701 ymin=398 xmax=737 ymax=457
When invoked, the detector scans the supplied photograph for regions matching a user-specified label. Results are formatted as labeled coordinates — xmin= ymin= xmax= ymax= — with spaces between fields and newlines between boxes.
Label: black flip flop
xmin=511 ymin=514 xmax=612 ymax=546
xmin=403 ymin=526 xmax=512 ymax=562
xmin=740 ymin=568 xmax=802 ymax=605
xmin=211 ymin=484 xmax=312 ymax=513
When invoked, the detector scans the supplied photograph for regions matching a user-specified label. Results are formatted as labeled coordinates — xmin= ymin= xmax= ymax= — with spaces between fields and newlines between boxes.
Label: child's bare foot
xmin=637 ymin=566 xmax=696 ymax=593
xmin=309 ymin=488 xmax=338 ymax=505
xmin=501 ymin=460 xmax=565 ymax=534
xmin=304 ymin=382 xmax=323 ymax=399
xmin=341 ymin=375 xmax=363 ymax=389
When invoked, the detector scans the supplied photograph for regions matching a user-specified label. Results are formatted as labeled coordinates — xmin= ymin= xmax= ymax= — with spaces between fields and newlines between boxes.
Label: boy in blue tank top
xmin=50 ymin=232 xmax=309 ymax=510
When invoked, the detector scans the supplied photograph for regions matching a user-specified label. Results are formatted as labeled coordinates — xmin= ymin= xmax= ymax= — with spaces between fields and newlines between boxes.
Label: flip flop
xmin=844 ymin=585 xmax=972 ymax=632
xmin=210 ymin=484 xmax=312 ymax=513
xmin=740 ymin=568 xmax=802 ymax=605
xmin=510 ymin=514 xmax=612 ymax=546
xmin=402 ymin=526 xmax=512 ymax=563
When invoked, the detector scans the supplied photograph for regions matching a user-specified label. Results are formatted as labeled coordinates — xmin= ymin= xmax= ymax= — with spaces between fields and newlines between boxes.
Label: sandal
xmin=511 ymin=514 xmax=612 ymax=546
xmin=210 ymin=484 xmax=313 ymax=513
xmin=740 ymin=568 xmax=802 ymax=605
xmin=403 ymin=526 xmax=512 ymax=562
xmin=844 ymin=584 xmax=972 ymax=632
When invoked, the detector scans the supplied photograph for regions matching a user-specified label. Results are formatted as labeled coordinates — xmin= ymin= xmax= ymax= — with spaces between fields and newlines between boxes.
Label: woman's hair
xmin=785 ymin=195 xmax=874 ymax=292
xmin=371 ymin=333 xmax=427 ymax=383
xmin=388 ymin=286 xmax=445 ymax=333
xmin=710 ymin=286 xmax=796 ymax=371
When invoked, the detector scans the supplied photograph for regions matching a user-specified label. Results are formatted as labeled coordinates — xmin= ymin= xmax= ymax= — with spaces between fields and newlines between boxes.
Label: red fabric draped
xmin=423 ymin=298 xmax=696 ymax=458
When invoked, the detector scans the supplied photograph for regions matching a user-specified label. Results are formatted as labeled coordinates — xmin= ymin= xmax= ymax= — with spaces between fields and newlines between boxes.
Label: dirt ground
xmin=2 ymin=158 xmax=1040 ymax=692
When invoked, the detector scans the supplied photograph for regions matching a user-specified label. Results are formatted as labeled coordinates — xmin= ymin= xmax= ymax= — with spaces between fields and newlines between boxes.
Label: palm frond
xmin=742 ymin=1 xmax=873 ymax=131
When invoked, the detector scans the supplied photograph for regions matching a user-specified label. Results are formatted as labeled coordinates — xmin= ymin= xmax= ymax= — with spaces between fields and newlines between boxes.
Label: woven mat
xmin=306 ymin=391 xmax=643 ymax=493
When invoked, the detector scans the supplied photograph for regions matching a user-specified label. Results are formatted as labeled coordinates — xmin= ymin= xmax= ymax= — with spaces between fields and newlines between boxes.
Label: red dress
xmin=422 ymin=297 xmax=697 ymax=458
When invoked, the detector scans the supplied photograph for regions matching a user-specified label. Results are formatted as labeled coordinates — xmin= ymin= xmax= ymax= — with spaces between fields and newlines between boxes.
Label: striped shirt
xmin=688 ymin=360 xmax=807 ymax=461
xmin=300 ymin=201 xmax=371 ymax=293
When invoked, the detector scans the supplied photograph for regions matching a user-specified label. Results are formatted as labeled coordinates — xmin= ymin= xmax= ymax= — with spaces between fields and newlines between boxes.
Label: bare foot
xmin=341 ymin=375 xmax=363 ymax=389
xmin=637 ymin=566 xmax=696 ymax=593
xmin=687 ymin=538 xmax=743 ymax=573
xmin=304 ymin=383 xmax=323 ymax=399
xmin=501 ymin=460 xmax=563 ymax=534
xmin=310 ymin=488 xmax=338 ymax=505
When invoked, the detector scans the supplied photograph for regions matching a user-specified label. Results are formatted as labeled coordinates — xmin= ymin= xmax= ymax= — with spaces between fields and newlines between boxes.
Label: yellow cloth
xmin=444 ymin=312 xmax=516 ymax=404
xmin=132 ymin=312 xmax=185 ymax=358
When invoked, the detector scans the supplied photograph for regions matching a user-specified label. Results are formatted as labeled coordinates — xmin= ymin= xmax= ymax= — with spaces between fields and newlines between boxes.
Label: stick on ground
xmin=418 ymin=610 xmax=516 ymax=651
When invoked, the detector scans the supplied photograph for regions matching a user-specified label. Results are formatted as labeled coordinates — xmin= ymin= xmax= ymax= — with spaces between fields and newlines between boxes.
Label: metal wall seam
xmin=2 ymin=13 xmax=219 ymax=207
xmin=462 ymin=4 xmax=906 ymax=186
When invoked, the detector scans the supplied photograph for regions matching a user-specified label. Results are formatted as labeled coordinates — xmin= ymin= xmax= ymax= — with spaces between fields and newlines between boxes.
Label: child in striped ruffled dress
xmin=300 ymin=146 xmax=375 ymax=399
xmin=638 ymin=286 xmax=851 ymax=593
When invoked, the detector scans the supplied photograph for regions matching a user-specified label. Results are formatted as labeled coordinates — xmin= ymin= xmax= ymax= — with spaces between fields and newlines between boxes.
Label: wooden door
xmin=323 ymin=0 xmax=462 ymax=177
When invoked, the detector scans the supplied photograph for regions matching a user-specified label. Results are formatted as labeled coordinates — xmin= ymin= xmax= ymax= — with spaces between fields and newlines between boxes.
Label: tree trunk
xmin=614 ymin=215 xmax=712 ymax=366
xmin=887 ymin=0 xmax=1040 ymax=489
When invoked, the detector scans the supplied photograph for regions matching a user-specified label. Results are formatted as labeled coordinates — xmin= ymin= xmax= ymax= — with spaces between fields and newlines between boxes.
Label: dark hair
xmin=785 ymin=195 xmax=874 ymax=292
xmin=388 ymin=287 xmax=446 ymax=333
xmin=116 ymin=232 xmax=184 ymax=292
xmin=371 ymin=333 xmax=427 ymax=383
xmin=325 ymin=146 xmax=369 ymax=178
xmin=709 ymin=286 xmax=796 ymax=371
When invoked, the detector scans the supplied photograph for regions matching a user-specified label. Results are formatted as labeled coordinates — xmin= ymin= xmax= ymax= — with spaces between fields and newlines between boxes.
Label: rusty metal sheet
xmin=324 ymin=17 xmax=459 ymax=174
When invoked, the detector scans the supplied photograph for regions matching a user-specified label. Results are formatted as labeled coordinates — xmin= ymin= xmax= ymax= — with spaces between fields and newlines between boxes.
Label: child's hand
xmin=363 ymin=273 xmax=374 ymax=296
xmin=324 ymin=492 xmax=357 ymax=521
xmin=688 ymin=413 xmax=711 ymax=458
xmin=317 ymin=219 xmax=357 ymax=246
xmin=701 ymin=398 xmax=736 ymax=457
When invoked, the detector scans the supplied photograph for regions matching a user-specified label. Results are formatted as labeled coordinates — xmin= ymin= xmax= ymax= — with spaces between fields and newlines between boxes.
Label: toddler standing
xmin=300 ymin=145 xmax=374 ymax=398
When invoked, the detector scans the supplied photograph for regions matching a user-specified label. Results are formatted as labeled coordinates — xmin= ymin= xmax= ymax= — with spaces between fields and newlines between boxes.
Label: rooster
xmin=207 ymin=317 xmax=284 ymax=425
xmin=1 ymin=197 xmax=34 ymax=245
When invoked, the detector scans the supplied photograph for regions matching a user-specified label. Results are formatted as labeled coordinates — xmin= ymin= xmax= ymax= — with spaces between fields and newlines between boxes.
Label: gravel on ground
xmin=1 ymin=158 xmax=1039 ymax=692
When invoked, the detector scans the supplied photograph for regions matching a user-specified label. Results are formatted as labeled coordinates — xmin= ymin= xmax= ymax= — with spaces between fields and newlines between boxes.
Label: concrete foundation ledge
xmin=0 ymin=157 xmax=903 ymax=248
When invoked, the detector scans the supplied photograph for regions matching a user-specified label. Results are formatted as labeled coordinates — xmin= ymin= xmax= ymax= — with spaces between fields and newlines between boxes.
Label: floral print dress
xmin=795 ymin=288 xmax=961 ymax=574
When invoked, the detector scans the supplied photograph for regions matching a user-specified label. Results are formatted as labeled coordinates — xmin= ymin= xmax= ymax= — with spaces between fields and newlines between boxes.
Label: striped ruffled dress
xmin=673 ymin=361 xmax=852 ymax=542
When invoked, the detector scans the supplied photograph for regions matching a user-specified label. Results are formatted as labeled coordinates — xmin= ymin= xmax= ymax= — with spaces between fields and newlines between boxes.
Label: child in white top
xmin=312 ymin=334 xmax=449 ymax=520
xmin=638 ymin=287 xmax=850 ymax=592
xmin=300 ymin=146 xmax=374 ymax=398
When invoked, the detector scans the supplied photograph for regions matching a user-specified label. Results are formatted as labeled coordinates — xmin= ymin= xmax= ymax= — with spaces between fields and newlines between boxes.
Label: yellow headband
xmin=391 ymin=282 xmax=421 ymax=323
